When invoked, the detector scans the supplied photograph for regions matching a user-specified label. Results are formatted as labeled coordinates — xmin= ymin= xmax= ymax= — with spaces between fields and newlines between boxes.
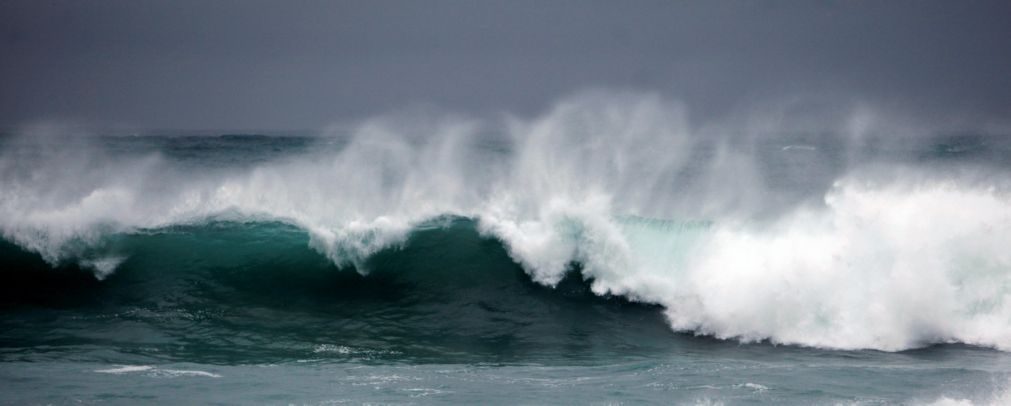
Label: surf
xmin=2 ymin=92 xmax=1010 ymax=353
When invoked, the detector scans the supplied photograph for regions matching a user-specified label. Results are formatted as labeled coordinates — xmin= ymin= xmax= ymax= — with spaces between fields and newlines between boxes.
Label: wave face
xmin=0 ymin=218 xmax=676 ymax=364
xmin=2 ymin=92 xmax=1011 ymax=352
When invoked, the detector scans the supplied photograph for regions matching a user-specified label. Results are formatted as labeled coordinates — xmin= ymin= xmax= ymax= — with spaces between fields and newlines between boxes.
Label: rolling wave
xmin=2 ymin=92 xmax=1010 ymax=353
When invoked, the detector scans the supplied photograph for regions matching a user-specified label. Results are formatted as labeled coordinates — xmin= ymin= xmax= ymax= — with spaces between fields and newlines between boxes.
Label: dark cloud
xmin=1 ymin=0 xmax=1009 ymax=130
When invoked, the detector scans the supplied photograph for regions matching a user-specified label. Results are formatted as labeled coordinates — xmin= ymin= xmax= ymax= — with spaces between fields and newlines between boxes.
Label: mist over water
xmin=2 ymin=92 xmax=1011 ymax=404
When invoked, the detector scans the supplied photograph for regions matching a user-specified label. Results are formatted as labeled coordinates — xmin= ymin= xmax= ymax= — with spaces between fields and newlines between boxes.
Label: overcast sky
xmin=1 ymin=0 xmax=1009 ymax=131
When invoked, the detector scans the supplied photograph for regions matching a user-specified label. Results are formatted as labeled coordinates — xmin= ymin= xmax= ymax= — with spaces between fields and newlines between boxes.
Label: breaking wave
xmin=2 ymin=91 xmax=1009 ymax=352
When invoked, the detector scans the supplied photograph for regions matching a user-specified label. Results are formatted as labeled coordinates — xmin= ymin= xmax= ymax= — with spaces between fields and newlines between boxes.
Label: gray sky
xmin=1 ymin=0 xmax=1009 ymax=131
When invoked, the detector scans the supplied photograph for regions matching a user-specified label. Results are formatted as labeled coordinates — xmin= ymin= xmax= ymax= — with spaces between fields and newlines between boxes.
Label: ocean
xmin=2 ymin=96 xmax=1010 ymax=404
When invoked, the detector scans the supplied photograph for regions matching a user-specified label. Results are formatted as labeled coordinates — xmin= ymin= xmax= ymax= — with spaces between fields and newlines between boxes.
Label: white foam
xmin=94 ymin=365 xmax=153 ymax=374
xmin=482 ymin=180 xmax=1011 ymax=351
xmin=926 ymin=380 xmax=1011 ymax=406
xmin=80 ymin=256 xmax=127 ymax=280
xmin=157 ymin=369 xmax=222 ymax=378
xmin=93 ymin=365 xmax=220 ymax=378
xmin=312 ymin=344 xmax=399 ymax=358
xmin=735 ymin=383 xmax=769 ymax=392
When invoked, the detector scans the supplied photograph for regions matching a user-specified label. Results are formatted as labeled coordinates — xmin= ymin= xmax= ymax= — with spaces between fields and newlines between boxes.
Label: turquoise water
xmin=2 ymin=128 xmax=1010 ymax=404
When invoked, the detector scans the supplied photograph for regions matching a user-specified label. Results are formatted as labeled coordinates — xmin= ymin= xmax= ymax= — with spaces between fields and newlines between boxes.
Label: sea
xmin=2 ymin=95 xmax=1010 ymax=404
